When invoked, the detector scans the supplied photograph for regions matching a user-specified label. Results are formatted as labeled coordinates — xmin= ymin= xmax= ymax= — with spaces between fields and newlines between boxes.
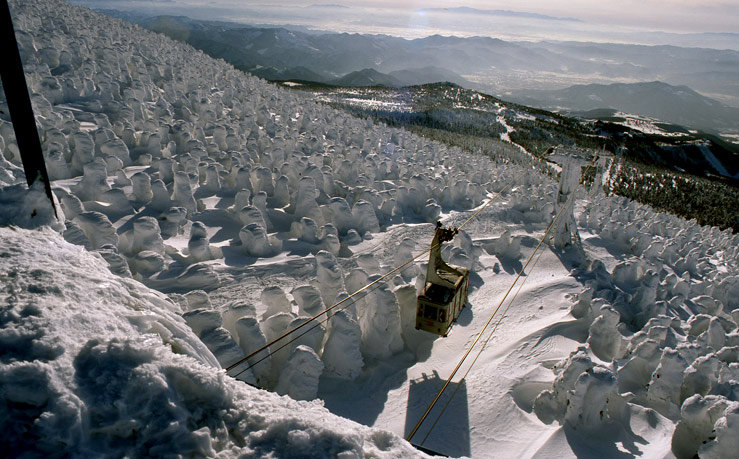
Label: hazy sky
xmin=237 ymin=0 xmax=739 ymax=33
xmin=74 ymin=1 xmax=739 ymax=46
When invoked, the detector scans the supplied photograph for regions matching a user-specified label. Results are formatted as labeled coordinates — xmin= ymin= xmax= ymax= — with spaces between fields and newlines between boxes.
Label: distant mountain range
xmin=321 ymin=67 xmax=472 ymax=87
xmin=250 ymin=66 xmax=474 ymax=88
xmin=127 ymin=15 xmax=473 ymax=88
xmin=508 ymin=81 xmax=739 ymax=133
xmin=100 ymin=11 xmax=739 ymax=135
xmin=330 ymin=68 xmax=403 ymax=87
xmin=307 ymin=4 xmax=350 ymax=9
xmin=108 ymin=13 xmax=739 ymax=106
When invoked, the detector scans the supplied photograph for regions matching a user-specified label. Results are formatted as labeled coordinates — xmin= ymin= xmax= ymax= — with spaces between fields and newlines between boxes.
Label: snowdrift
xmin=0 ymin=226 xmax=423 ymax=457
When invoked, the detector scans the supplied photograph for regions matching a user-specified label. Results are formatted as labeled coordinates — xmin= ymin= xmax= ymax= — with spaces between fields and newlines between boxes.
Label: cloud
xmin=422 ymin=7 xmax=582 ymax=23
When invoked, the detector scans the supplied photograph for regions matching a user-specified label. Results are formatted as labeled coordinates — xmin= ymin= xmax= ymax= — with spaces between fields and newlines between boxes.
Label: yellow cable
xmin=407 ymin=152 xmax=599 ymax=443
xmin=225 ymin=177 xmax=518 ymax=374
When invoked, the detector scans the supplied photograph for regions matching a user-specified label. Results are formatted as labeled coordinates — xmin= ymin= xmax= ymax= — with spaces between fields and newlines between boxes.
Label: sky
xmin=74 ymin=0 xmax=739 ymax=47
xmin=224 ymin=0 xmax=739 ymax=34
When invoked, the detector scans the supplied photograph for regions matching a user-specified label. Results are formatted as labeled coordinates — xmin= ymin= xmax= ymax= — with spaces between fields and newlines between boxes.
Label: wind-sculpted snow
xmin=0 ymin=181 xmax=63 ymax=231
xmin=275 ymin=345 xmax=325 ymax=401
xmin=0 ymin=0 xmax=512 ymax=291
xmin=531 ymin=195 xmax=739 ymax=457
xmin=0 ymin=227 xmax=425 ymax=457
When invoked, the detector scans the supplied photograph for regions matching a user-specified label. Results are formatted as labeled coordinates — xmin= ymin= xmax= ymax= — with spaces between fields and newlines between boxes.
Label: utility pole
xmin=0 ymin=0 xmax=57 ymax=217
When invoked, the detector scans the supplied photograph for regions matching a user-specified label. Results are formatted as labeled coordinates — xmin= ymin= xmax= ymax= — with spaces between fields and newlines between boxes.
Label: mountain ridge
xmin=508 ymin=80 xmax=739 ymax=133
xmin=106 ymin=11 xmax=739 ymax=110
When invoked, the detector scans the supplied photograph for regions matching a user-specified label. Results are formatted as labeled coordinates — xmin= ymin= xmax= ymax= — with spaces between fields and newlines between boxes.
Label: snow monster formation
xmin=532 ymin=195 xmax=739 ymax=458
xmin=3 ymin=0 xmax=497 ymax=404
xmin=3 ymin=0 xmax=739 ymax=456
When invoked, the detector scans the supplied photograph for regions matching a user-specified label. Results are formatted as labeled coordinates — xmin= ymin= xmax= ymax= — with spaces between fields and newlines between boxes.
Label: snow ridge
xmin=0 ymin=226 xmax=421 ymax=457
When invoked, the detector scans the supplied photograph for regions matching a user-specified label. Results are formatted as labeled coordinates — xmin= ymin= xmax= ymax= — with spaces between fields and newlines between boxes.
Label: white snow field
xmin=1 ymin=0 xmax=739 ymax=457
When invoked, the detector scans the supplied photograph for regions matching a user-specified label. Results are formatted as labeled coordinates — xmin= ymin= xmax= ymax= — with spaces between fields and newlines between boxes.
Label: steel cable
xmin=225 ymin=177 xmax=517 ymax=375
xmin=406 ymin=152 xmax=599 ymax=443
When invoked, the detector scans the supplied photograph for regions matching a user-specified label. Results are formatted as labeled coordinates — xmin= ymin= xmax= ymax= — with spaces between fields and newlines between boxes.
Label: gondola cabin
xmin=416 ymin=222 xmax=470 ymax=337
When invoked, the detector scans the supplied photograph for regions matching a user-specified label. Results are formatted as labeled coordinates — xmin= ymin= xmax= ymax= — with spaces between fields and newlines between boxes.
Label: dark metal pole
xmin=0 ymin=0 xmax=57 ymax=217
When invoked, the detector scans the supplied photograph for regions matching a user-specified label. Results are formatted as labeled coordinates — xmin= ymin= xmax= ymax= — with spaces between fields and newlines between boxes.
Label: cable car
xmin=416 ymin=222 xmax=470 ymax=337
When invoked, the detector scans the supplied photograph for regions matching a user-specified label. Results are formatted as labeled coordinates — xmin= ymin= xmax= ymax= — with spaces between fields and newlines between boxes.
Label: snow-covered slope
xmin=0 ymin=225 xmax=421 ymax=457
xmin=2 ymin=0 xmax=739 ymax=457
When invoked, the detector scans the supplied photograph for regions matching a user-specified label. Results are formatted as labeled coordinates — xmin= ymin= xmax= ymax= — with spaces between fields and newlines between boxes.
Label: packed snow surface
xmin=0 ymin=227 xmax=420 ymax=457
xmin=2 ymin=0 xmax=739 ymax=457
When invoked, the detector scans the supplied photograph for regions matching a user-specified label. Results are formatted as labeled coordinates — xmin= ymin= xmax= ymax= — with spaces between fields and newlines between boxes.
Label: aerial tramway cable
xmin=406 ymin=193 xmax=574 ymax=442
xmin=229 ymin=251 xmax=426 ymax=378
xmin=419 ymin=233 xmax=549 ymax=446
xmin=226 ymin=248 xmax=426 ymax=373
xmin=225 ymin=177 xmax=517 ymax=376
xmin=406 ymin=153 xmax=599 ymax=443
